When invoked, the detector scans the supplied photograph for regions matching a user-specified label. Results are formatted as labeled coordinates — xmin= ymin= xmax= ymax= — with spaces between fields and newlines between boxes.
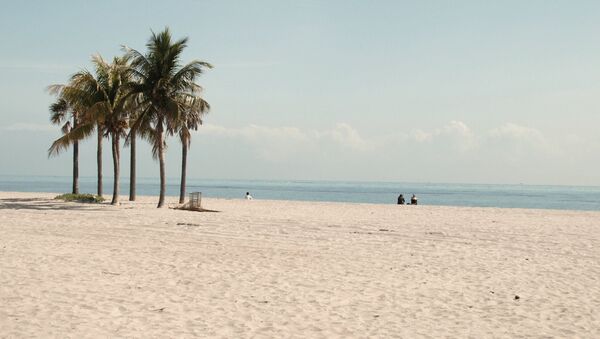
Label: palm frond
xmin=49 ymin=99 xmax=69 ymax=124
xmin=170 ymin=60 xmax=212 ymax=87
xmin=48 ymin=122 xmax=96 ymax=157
xmin=47 ymin=84 xmax=65 ymax=96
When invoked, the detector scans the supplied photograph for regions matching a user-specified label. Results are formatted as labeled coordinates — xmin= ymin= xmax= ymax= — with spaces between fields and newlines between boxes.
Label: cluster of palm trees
xmin=48 ymin=28 xmax=211 ymax=208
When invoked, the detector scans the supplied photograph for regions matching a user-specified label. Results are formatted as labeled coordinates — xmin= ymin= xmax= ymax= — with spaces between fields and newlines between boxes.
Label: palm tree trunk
xmin=157 ymin=124 xmax=166 ymax=208
xmin=73 ymin=141 xmax=79 ymax=194
xmin=129 ymin=130 xmax=136 ymax=201
xmin=111 ymin=133 xmax=120 ymax=205
xmin=72 ymin=116 xmax=79 ymax=194
xmin=179 ymin=141 xmax=188 ymax=204
xmin=97 ymin=126 xmax=103 ymax=197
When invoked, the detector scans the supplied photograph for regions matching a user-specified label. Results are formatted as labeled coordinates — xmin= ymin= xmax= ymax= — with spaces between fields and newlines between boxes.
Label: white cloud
xmin=6 ymin=118 xmax=595 ymax=184
xmin=409 ymin=120 xmax=477 ymax=152
xmin=319 ymin=123 xmax=370 ymax=151
xmin=198 ymin=122 xmax=371 ymax=161
xmin=488 ymin=123 xmax=546 ymax=144
xmin=188 ymin=120 xmax=599 ymax=183
xmin=410 ymin=129 xmax=433 ymax=143
xmin=197 ymin=121 xmax=572 ymax=161
xmin=443 ymin=120 xmax=473 ymax=138
xmin=486 ymin=122 xmax=556 ymax=158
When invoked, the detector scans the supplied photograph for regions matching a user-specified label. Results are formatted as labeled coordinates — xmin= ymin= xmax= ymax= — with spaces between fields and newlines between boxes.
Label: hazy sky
xmin=1 ymin=0 xmax=599 ymax=185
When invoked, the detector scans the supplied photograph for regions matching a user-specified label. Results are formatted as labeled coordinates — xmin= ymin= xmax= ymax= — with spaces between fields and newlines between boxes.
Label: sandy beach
xmin=0 ymin=191 xmax=599 ymax=338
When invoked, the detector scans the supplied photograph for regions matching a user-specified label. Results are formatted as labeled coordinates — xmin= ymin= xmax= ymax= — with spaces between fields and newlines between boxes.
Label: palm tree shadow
xmin=0 ymin=198 xmax=106 ymax=211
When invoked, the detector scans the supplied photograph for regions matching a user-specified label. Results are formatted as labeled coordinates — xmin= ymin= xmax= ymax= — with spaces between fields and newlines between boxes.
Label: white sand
xmin=1 ymin=191 xmax=599 ymax=338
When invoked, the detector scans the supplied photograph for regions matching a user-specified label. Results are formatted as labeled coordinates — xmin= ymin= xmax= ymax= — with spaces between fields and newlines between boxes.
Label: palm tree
xmin=128 ymin=125 xmax=137 ymax=201
xmin=126 ymin=28 xmax=212 ymax=208
xmin=127 ymin=115 xmax=155 ymax=200
xmin=172 ymin=95 xmax=210 ymax=204
xmin=125 ymin=101 xmax=149 ymax=201
xmin=48 ymin=98 xmax=80 ymax=194
xmin=49 ymin=54 xmax=133 ymax=205
xmin=125 ymin=104 xmax=147 ymax=202
xmin=97 ymin=122 xmax=104 ymax=197
xmin=49 ymin=79 xmax=105 ymax=198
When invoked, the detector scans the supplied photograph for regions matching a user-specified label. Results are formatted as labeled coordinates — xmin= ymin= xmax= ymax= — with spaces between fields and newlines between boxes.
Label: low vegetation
xmin=54 ymin=193 xmax=105 ymax=203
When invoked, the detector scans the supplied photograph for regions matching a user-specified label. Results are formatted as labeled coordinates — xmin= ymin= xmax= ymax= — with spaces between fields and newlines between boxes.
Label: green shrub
xmin=54 ymin=193 xmax=105 ymax=203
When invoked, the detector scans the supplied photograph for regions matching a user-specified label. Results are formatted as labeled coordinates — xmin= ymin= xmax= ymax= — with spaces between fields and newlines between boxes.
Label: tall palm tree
xmin=49 ymin=54 xmax=134 ymax=205
xmin=127 ymin=115 xmax=156 ymax=200
xmin=128 ymin=125 xmax=137 ymax=201
xmin=126 ymin=28 xmax=212 ymax=208
xmin=126 ymin=112 xmax=159 ymax=202
xmin=172 ymin=95 xmax=210 ymax=204
xmin=124 ymin=104 xmax=147 ymax=202
xmin=97 ymin=122 xmax=104 ymax=197
xmin=48 ymin=98 xmax=80 ymax=194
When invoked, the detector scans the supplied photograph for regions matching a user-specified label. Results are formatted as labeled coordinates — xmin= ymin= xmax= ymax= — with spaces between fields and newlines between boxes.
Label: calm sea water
xmin=1 ymin=175 xmax=599 ymax=211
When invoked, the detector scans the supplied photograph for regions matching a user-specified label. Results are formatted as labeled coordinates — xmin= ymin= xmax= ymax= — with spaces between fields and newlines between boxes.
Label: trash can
xmin=189 ymin=192 xmax=202 ymax=209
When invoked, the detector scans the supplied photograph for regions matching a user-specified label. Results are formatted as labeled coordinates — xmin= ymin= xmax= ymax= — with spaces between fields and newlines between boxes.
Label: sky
xmin=1 ymin=0 xmax=599 ymax=185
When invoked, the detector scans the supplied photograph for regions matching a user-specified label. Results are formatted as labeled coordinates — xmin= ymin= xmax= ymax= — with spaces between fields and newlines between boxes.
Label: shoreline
xmin=1 ymin=190 xmax=599 ymax=336
xmin=2 ymin=190 xmax=600 ymax=214
xmin=2 ymin=177 xmax=600 ymax=212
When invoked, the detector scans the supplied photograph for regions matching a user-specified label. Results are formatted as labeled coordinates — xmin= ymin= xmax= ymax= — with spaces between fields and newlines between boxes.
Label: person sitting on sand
xmin=411 ymin=194 xmax=418 ymax=205
xmin=397 ymin=194 xmax=405 ymax=205
xmin=245 ymin=192 xmax=253 ymax=200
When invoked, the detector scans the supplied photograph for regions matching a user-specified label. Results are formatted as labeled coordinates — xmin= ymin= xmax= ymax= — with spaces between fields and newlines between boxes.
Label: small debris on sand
xmin=177 ymin=222 xmax=200 ymax=226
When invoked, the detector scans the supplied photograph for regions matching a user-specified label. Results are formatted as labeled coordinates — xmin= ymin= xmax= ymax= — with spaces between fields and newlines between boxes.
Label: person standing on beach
xmin=245 ymin=192 xmax=253 ymax=200
xmin=397 ymin=194 xmax=405 ymax=204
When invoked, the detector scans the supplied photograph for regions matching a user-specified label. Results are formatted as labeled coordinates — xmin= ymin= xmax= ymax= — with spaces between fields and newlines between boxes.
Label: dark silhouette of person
xmin=411 ymin=194 xmax=418 ymax=205
xmin=397 ymin=194 xmax=405 ymax=205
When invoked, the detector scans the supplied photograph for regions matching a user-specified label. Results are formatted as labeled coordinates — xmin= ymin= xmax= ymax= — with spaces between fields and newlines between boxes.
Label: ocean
xmin=1 ymin=175 xmax=599 ymax=211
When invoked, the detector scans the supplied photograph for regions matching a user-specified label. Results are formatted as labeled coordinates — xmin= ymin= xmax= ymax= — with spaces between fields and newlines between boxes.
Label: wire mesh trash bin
xmin=189 ymin=192 xmax=202 ymax=209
